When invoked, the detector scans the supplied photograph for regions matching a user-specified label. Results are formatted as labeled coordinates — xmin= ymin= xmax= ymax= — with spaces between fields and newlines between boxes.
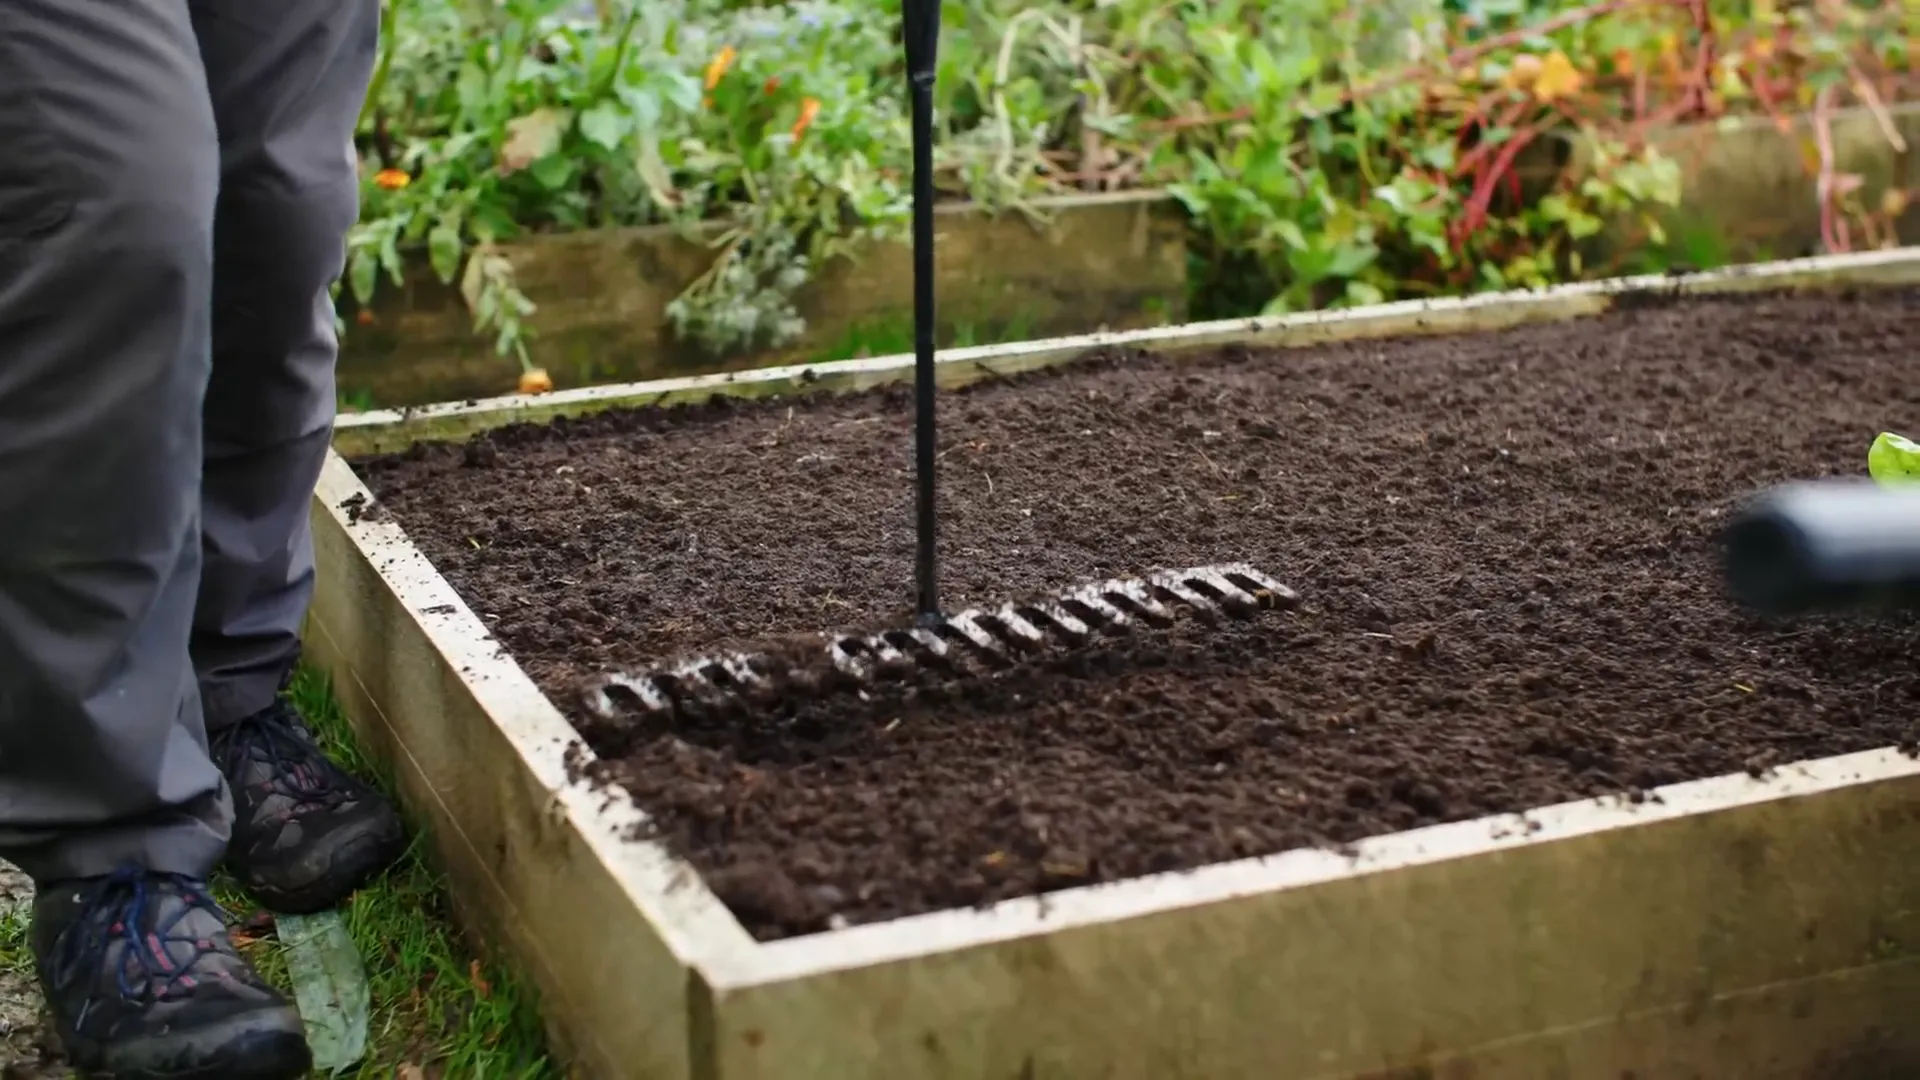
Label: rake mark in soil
xmin=356 ymin=287 xmax=1920 ymax=941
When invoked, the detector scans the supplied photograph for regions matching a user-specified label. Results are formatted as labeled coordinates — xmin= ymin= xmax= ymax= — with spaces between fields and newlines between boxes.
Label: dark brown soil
xmin=356 ymin=287 xmax=1920 ymax=940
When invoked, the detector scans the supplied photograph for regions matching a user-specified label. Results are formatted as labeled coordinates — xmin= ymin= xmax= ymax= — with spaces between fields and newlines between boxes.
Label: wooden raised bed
xmin=310 ymin=248 xmax=1920 ymax=1080
xmin=1607 ymin=102 xmax=1920 ymax=262
xmin=336 ymin=190 xmax=1186 ymax=407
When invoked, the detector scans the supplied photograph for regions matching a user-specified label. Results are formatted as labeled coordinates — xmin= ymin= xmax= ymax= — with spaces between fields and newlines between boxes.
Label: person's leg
xmin=0 ymin=0 xmax=223 ymax=897
xmin=0 ymin=0 xmax=309 ymax=1075
xmin=189 ymin=0 xmax=404 ymax=915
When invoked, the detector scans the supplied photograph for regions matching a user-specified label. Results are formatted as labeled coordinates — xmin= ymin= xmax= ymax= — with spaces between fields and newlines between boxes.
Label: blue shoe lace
xmin=49 ymin=865 xmax=228 ymax=1003
xmin=215 ymin=701 xmax=353 ymax=816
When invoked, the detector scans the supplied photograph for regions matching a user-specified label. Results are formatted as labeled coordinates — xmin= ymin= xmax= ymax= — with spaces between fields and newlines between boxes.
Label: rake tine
xmin=583 ymin=563 xmax=1297 ymax=721
xmin=1058 ymin=585 xmax=1132 ymax=631
xmin=940 ymin=611 xmax=1014 ymax=663
xmin=1101 ymin=578 xmax=1177 ymax=626
xmin=1019 ymin=600 xmax=1093 ymax=642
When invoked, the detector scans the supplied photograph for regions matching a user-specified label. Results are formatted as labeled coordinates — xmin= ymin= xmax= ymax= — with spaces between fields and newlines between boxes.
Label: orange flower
xmin=372 ymin=168 xmax=410 ymax=190
xmin=518 ymin=367 xmax=554 ymax=395
xmin=763 ymin=76 xmax=781 ymax=95
xmin=704 ymin=45 xmax=736 ymax=91
xmin=791 ymin=97 xmax=820 ymax=141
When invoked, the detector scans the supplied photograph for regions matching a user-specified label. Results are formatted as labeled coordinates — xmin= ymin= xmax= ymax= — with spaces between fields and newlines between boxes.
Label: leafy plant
xmin=342 ymin=0 xmax=1913 ymax=386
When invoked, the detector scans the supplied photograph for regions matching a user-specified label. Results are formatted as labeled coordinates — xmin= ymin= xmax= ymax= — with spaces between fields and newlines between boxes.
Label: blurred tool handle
xmin=904 ymin=0 xmax=939 ymax=83
xmin=1723 ymin=480 xmax=1920 ymax=616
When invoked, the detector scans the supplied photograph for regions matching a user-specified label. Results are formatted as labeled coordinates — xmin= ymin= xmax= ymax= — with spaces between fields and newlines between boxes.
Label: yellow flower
xmin=1530 ymin=50 xmax=1583 ymax=103
xmin=704 ymin=45 xmax=736 ymax=91
xmin=1499 ymin=53 xmax=1543 ymax=93
xmin=372 ymin=168 xmax=411 ymax=190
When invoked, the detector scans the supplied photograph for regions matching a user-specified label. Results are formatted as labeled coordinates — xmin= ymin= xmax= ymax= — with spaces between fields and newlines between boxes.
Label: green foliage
xmin=345 ymin=0 xmax=1906 ymax=376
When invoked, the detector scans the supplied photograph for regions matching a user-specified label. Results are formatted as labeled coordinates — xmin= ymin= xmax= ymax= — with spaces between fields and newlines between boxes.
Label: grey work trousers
xmin=0 ymin=0 xmax=378 ymax=884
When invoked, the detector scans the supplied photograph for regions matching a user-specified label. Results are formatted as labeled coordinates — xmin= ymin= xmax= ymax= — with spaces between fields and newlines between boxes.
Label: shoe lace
xmin=216 ymin=701 xmax=351 ymax=814
xmin=51 ymin=865 xmax=227 ymax=1003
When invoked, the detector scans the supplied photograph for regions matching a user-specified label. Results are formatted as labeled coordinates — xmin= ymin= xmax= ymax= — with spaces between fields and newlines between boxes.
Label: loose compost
xmin=356 ymin=287 xmax=1920 ymax=940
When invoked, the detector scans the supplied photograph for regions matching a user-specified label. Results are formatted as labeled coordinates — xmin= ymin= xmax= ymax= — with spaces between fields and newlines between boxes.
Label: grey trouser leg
xmin=0 ymin=0 xmax=375 ymax=883
xmin=0 ymin=0 xmax=225 ymax=884
xmin=192 ymin=0 xmax=377 ymax=730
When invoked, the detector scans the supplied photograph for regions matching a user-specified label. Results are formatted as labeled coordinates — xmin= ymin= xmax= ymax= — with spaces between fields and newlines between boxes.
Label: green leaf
xmin=454 ymin=61 xmax=489 ymax=118
xmin=1868 ymin=431 xmax=1920 ymax=486
xmin=470 ymin=203 xmax=519 ymax=244
xmin=660 ymin=71 xmax=703 ymax=114
xmin=579 ymin=103 xmax=632 ymax=150
xmin=277 ymin=910 xmax=369 ymax=1076
xmin=1326 ymin=241 xmax=1379 ymax=278
xmin=530 ymin=155 xmax=575 ymax=190
xmin=1345 ymin=280 xmax=1386 ymax=307
xmin=377 ymin=231 xmax=403 ymax=287
xmin=427 ymin=222 xmax=463 ymax=284
xmin=347 ymin=248 xmax=377 ymax=306
xmin=619 ymin=83 xmax=663 ymax=131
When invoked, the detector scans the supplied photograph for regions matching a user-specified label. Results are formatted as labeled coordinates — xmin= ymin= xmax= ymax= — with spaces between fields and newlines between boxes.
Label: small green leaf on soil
xmin=1868 ymin=431 xmax=1920 ymax=486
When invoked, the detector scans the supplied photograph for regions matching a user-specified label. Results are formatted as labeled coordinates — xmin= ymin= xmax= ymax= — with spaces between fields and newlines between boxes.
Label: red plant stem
xmin=1688 ymin=43 xmax=1714 ymax=116
xmin=1451 ymin=98 xmax=1534 ymax=181
xmin=1812 ymin=85 xmax=1842 ymax=253
xmin=1461 ymin=124 xmax=1544 ymax=241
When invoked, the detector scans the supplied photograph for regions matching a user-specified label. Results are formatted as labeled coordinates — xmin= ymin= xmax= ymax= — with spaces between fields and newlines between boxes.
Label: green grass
xmin=0 ymin=668 xmax=557 ymax=1079
xmin=0 ymin=905 xmax=26 ymax=976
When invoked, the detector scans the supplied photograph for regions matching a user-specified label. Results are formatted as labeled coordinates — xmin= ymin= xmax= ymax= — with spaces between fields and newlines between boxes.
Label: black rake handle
xmin=905 ymin=0 xmax=941 ymax=621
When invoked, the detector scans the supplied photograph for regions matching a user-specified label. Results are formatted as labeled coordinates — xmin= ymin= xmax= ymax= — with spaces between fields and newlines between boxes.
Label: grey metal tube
xmin=1722 ymin=479 xmax=1920 ymax=616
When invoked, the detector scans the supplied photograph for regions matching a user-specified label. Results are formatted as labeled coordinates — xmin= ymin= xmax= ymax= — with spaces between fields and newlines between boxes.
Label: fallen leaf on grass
xmin=230 ymin=909 xmax=276 ymax=948
xmin=398 ymin=1065 xmax=427 ymax=1080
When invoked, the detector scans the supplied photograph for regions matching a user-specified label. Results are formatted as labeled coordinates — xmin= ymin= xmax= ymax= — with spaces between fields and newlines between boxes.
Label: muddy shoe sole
xmin=66 ymin=1007 xmax=311 ymax=1080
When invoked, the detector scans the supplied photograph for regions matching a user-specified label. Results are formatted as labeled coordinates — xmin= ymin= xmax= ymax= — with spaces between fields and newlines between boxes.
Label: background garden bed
xmin=339 ymin=103 xmax=1920 ymax=407
xmin=339 ymin=0 xmax=1914 ymax=408
xmin=339 ymin=191 xmax=1183 ymax=406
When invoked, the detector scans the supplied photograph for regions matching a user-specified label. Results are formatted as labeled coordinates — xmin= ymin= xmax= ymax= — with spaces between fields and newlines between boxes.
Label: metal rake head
xmin=580 ymin=563 xmax=1298 ymax=720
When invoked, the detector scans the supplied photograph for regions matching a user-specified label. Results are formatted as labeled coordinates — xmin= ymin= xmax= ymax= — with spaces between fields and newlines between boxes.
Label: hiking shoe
xmin=31 ymin=866 xmax=311 ymax=1080
xmin=211 ymin=699 xmax=406 ymax=914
